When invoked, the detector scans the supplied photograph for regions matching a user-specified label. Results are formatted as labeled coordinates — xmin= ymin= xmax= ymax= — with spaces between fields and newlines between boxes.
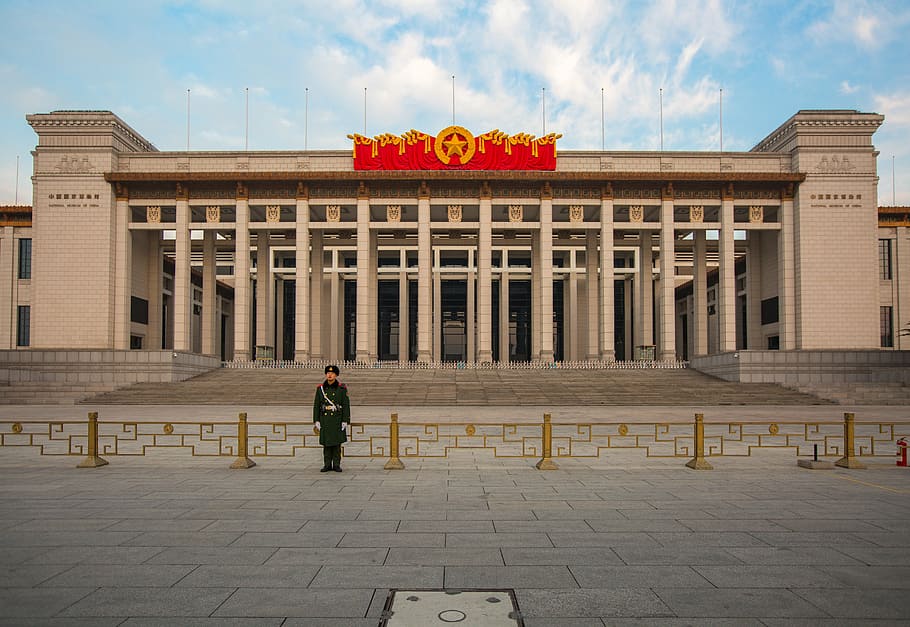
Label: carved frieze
xmin=629 ymin=205 xmax=644 ymax=223
xmin=689 ymin=206 xmax=704 ymax=223
xmin=447 ymin=205 xmax=463 ymax=223
xmin=53 ymin=155 xmax=93 ymax=174
xmin=387 ymin=205 xmax=401 ymax=222
xmin=552 ymin=185 xmax=600 ymax=200
xmin=569 ymin=205 xmax=584 ymax=223
xmin=206 ymin=206 xmax=221 ymax=223
xmin=326 ymin=205 xmax=341 ymax=222
xmin=816 ymin=155 xmax=856 ymax=175
xmin=617 ymin=187 xmax=661 ymax=199
xmin=508 ymin=205 xmax=523 ymax=223
xmin=147 ymin=206 xmax=161 ymax=224
xmin=266 ymin=205 xmax=281 ymax=223
xmin=749 ymin=206 xmax=764 ymax=223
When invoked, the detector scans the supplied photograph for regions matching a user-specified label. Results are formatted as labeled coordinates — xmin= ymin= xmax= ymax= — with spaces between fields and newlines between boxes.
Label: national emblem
xmin=434 ymin=125 xmax=476 ymax=165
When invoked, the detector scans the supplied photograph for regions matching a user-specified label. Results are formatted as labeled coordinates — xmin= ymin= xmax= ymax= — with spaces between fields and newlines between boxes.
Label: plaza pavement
xmin=1 ymin=416 xmax=909 ymax=626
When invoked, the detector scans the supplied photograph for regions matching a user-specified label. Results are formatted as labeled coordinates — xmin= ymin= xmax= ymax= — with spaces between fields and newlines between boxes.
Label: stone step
xmin=80 ymin=367 xmax=832 ymax=406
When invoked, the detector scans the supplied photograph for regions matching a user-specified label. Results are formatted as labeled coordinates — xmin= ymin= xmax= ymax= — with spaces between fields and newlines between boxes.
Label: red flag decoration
xmin=348 ymin=125 xmax=562 ymax=171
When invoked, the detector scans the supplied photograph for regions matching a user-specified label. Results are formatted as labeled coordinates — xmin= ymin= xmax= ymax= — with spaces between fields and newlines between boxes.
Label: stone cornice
xmin=27 ymin=111 xmax=157 ymax=153
xmin=105 ymin=171 xmax=805 ymax=184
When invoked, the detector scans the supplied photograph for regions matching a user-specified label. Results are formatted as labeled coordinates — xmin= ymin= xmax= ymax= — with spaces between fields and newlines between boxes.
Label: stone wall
xmin=0 ymin=349 xmax=220 ymax=386
xmin=690 ymin=350 xmax=910 ymax=384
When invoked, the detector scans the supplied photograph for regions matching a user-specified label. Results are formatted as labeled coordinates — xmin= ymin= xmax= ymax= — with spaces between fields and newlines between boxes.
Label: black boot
xmin=333 ymin=465 xmax=342 ymax=472
xmin=320 ymin=466 xmax=331 ymax=472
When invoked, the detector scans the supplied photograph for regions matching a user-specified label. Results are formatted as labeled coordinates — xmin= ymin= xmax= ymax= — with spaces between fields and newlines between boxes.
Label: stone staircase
xmin=80 ymin=367 xmax=832 ymax=406
xmin=0 ymin=382 xmax=118 ymax=405
xmin=793 ymin=382 xmax=910 ymax=406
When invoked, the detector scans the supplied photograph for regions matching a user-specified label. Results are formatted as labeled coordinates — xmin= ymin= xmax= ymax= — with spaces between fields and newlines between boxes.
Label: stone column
xmin=531 ymin=230 xmax=541 ymax=360
xmin=369 ymin=230 xmax=379 ymax=361
xmin=145 ymin=232 xmax=162 ymax=351
xmin=113 ymin=191 xmax=131 ymax=350
xmin=718 ymin=186 xmax=737 ymax=352
xmin=295 ymin=190 xmax=311 ymax=360
xmin=399 ymin=263 xmax=409 ymax=361
xmin=330 ymin=258 xmax=341 ymax=361
xmin=433 ymin=250 xmax=441 ymax=360
xmin=539 ymin=188 xmax=554 ymax=362
xmin=255 ymin=232 xmax=273 ymax=356
xmin=693 ymin=230 xmax=708 ymax=356
xmin=417 ymin=184 xmax=432 ymax=362
xmin=310 ymin=232 xmax=323 ymax=359
xmin=600 ymin=191 xmax=615 ymax=360
xmin=174 ymin=185 xmax=192 ymax=352
xmin=0 ymin=227 xmax=14 ymax=349
xmin=275 ymin=277 xmax=284 ymax=359
xmin=585 ymin=233 xmax=599 ymax=359
xmin=635 ymin=232 xmax=654 ymax=351
xmin=477 ymin=187 xmax=493 ymax=361
xmin=567 ymin=252 xmax=578 ymax=360
xmin=747 ymin=232 xmax=763 ymax=349
xmin=499 ymin=264 xmax=510 ymax=363
xmin=778 ymin=192 xmax=796 ymax=350
xmin=355 ymin=191 xmax=370 ymax=362
xmin=658 ymin=189 xmax=676 ymax=360
xmin=233 ymin=186 xmax=251 ymax=360
xmin=467 ymin=249 xmax=476 ymax=363
xmin=202 ymin=231 xmax=217 ymax=355
xmin=624 ymin=276 xmax=633 ymax=360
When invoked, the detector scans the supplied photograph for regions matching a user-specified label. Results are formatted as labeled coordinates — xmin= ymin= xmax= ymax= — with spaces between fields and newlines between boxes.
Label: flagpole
xmin=15 ymin=155 xmax=19 ymax=205
xmin=719 ymin=88 xmax=724 ymax=152
xmin=601 ymin=87 xmax=605 ymax=151
xmin=186 ymin=89 xmax=191 ymax=151
xmin=659 ymin=88 xmax=663 ymax=151
xmin=542 ymin=87 xmax=546 ymax=135
xmin=452 ymin=75 xmax=456 ymax=125
xmin=894 ymin=155 xmax=897 ymax=206
xmin=245 ymin=87 xmax=249 ymax=151
xmin=305 ymin=88 xmax=309 ymax=151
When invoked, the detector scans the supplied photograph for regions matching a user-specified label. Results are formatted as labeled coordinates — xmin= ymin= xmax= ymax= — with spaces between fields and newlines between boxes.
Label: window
xmin=881 ymin=306 xmax=894 ymax=348
xmin=18 ymin=239 xmax=32 ymax=279
xmin=16 ymin=306 xmax=30 ymax=346
xmin=761 ymin=297 xmax=779 ymax=325
xmin=131 ymin=297 xmax=149 ymax=324
xmin=879 ymin=239 xmax=892 ymax=280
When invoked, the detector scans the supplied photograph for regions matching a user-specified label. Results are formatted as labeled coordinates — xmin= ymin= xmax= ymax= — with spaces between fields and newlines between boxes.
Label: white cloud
xmin=840 ymin=81 xmax=859 ymax=94
xmin=806 ymin=0 xmax=907 ymax=50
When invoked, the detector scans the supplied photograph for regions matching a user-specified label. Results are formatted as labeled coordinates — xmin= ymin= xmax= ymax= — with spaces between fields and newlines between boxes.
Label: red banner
xmin=348 ymin=125 xmax=561 ymax=171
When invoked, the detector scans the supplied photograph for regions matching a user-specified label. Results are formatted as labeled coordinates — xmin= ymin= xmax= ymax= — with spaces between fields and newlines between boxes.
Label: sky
xmin=1 ymin=0 xmax=908 ymax=205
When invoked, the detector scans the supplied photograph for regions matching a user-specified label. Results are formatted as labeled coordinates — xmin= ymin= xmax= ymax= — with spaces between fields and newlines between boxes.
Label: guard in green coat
xmin=313 ymin=364 xmax=350 ymax=472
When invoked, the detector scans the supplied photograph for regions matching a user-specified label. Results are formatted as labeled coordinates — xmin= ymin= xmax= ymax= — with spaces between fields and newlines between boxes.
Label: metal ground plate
xmin=380 ymin=588 xmax=523 ymax=626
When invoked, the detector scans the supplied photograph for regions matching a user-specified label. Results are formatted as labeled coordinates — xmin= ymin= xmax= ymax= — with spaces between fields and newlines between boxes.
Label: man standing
xmin=313 ymin=364 xmax=350 ymax=472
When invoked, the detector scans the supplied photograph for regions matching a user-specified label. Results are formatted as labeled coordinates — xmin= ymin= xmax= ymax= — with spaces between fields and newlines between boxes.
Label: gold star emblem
xmin=434 ymin=125 xmax=475 ymax=165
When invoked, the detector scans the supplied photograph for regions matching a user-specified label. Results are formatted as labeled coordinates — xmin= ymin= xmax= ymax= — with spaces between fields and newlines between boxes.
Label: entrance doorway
xmin=441 ymin=280 xmax=467 ymax=361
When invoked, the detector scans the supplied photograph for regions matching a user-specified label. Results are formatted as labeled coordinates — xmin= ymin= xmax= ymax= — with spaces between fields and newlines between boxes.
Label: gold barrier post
xmin=835 ymin=412 xmax=866 ymax=469
xmin=77 ymin=411 xmax=109 ymax=468
xmin=685 ymin=413 xmax=713 ymax=470
xmin=230 ymin=412 xmax=256 ymax=469
xmin=384 ymin=413 xmax=405 ymax=470
xmin=535 ymin=413 xmax=559 ymax=470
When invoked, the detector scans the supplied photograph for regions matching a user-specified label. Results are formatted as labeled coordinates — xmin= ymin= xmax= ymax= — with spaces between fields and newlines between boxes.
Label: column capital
xmin=176 ymin=182 xmax=189 ymax=202
xmin=296 ymin=182 xmax=309 ymax=200
xmin=418 ymin=180 xmax=431 ymax=200
xmin=236 ymin=181 xmax=249 ymax=201
xmin=601 ymin=183 xmax=614 ymax=200
xmin=357 ymin=181 xmax=370 ymax=200
xmin=781 ymin=183 xmax=795 ymax=201
xmin=721 ymin=182 xmax=735 ymax=201
xmin=480 ymin=181 xmax=492 ymax=200
xmin=115 ymin=182 xmax=129 ymax=201
xmin=661 ymin=182 xmax=675 ymax=201
xmin=540 ymin=181 xmax=553 ymax=200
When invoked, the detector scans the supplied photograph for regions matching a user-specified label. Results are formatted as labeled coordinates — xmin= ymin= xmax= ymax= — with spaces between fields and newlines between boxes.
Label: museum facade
xmin=4 ymin=109 xmax=898 ymax=369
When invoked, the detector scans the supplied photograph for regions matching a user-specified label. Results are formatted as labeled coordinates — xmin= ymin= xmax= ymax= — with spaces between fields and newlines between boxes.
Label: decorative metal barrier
xmin=223 ymin=359 xmax=689 ymax=370
xmin=1 ymin=412 xmax=908 ymax=470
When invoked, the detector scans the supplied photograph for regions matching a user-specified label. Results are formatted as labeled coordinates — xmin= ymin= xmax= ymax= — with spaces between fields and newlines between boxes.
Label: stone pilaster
xmin=599 ymin=192 xmax=615 ymax=360
xmin=0 ymin=227 xmax=14 ymax=348
xmin=693 ymin=230 xmax=708 ymax=356
xmin=778 ymin=194 xmax=796 ymax=350
xmin=658 ymin=190 xmax=676 ymax=360
xmin=355 ymin=192 xmax=370 ymax=362
xmin=718 ymin=186 xmax=737 ymax=352
xmin=477 ymin=190 xmax=493 ymax=362
xmin=539 ymin=189 xmax=554 ymax=362
xmin=499 ymin=265 xmax=510 ymax=363
xmin=202 ymin=231 xmax=218 ymax=356
xmin=173 ymin=185 xmax=192 ymax=352
xmin=113 ymin=193 xmax=131 ymax=350
xmin=585 ymin=233 xmax=599 ymax=359
xmin=417 ymin=185 xmax=432 ymax=362
xmin=635 ymin=232 xmax=654 ymax=350
xmin=255 ymin=232 xmax=273 ymax=355
xmin=399 ymin=264 xmax=409 ymax=361
xmin=310 ymin=232 xmax=323 ymax=359
xmin=746 ymin=233 xmax=763 ymax=349
xmin=233 ymin=189 xmax=251 ymax=360
xmin=295 ymin=191 xmax=311 ymax=360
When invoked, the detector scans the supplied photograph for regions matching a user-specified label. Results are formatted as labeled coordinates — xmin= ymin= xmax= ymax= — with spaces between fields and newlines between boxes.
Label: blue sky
xmin=1 ymin=0 xmax=908 ymax=204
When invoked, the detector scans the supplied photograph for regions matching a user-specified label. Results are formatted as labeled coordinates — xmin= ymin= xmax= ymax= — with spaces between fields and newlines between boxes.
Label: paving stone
xmin=61 ymin=587 xmax=236 ymax=617
xmin=397 ymin=519 xmax=495 ymax=532
xmin=515 ymin=589 xmax=673 ymax=618
xmin=120 ymin=619 xmax=283 ymax=626
xmin=202 ymin=519 xmax=305 ymax=532
xmin=792 ymin=589 xmax=910 ymax=619
xmin=816 ymin=565 xmax=910 ymax=589
xmin=647 ymin=532 xmax=769 ymax=547
xmin=175 ymin=564 xmax=321 ymax=587
xmin=231 ymin=532 xmax=343 ymax=547
xmin=308 ymin=565 xmax=443 ymax=588
xmin=123 ymin=531 xmax=242 ymax=547
xmin=0 ymin=531 xmax=141 ymax=547
xmin=655 ymin=588 xmax=829 ymax=618
xmin=445 ymin=565 xmax=578 ymax=588
xmin=40 ymin=564 xmax=195 ymax=587
xmin=338 ymin=532 xmax=444 ymax=547
xmin=502 ymin=547 xmax=624 ymax=566
xmin=570 ymin=565 xmax=714 ymax=588
xmin=612 ymin=546 xmax=747 ymax=566
xmin=264 ymin=547 xmax=388 ymax=566
xmin=145 ymin=547 xmax=276 ymax=565
xmin=692 ymin=565 xmax=847 ymax=588
xmin=723 ymin=546 xmax=864 ymax=566
xmin=5 ymin=518 xmax=121 ymax=532
xmin=386 ymin=547 xmax=504 ymax=566
xmin=0 ymin=564 xmax=73 ymax=587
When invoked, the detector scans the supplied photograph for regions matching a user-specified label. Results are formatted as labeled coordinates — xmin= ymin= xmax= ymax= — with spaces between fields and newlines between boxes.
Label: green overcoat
xmin=312 ymin=380 xmax=350 ymax=446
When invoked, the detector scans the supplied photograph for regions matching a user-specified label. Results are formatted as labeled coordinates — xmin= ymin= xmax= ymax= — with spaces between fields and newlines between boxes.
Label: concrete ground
xmin=1 ymin=441 xmax=909 ymax=625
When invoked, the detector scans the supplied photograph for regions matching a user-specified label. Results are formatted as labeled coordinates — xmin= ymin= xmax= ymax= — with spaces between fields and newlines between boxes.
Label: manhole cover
xmin=380 ymin=589 xmax=523 ymax=626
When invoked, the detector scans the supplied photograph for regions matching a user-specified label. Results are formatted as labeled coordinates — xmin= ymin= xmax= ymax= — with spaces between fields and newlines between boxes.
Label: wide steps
xmin=81 ymin=367 xmax=832 ymax=406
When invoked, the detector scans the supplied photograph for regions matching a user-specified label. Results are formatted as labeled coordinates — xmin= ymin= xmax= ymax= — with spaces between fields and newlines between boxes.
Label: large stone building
xmin=3 ymin=108 xmax=908 ymax=386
